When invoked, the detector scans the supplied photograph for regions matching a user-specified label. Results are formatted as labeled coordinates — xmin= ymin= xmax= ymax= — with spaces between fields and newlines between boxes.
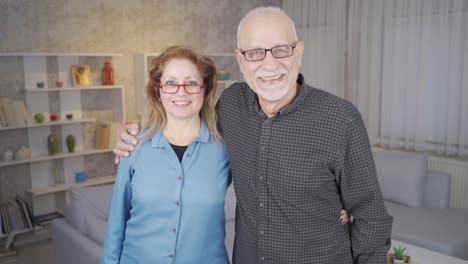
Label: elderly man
xmin=114 ymin=6 xmax=392 ymax=264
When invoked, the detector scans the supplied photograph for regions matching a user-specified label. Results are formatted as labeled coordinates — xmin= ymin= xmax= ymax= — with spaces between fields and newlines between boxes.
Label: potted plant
xmin=393 ymin=245 xmax=407 ymax=263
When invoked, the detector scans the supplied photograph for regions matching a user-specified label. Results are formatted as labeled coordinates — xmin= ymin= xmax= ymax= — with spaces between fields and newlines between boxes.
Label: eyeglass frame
xmin=159 ymin=83 xmax=206 ymax=94
xmin=239 ymin=42 xmax=298 ymax=62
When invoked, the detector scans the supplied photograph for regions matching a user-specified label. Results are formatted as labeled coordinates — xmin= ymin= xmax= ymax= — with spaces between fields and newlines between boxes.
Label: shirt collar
xmin=150 ymin=119 xmax=210 ymax=148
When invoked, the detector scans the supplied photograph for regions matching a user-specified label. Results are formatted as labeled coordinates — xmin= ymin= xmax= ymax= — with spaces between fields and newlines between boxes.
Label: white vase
xmin=15 ymin=146 xmax=31 ymax=160
xmin=3 ymin=149 xmax=13 ymax=161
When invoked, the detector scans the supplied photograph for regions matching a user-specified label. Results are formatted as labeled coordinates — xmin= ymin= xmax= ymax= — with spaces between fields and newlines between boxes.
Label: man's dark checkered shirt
xmin=217 ymin=74 xmax=393 ymax=264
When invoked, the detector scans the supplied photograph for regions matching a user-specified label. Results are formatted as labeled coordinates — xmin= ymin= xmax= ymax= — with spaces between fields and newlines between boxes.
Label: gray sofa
xmin=373 ymin=149 xmax=468 ymax=260
xmin=51 ymin=182 xmax=237 ymax=264
xmin=52 ymin=150 xmax=468 ymax=263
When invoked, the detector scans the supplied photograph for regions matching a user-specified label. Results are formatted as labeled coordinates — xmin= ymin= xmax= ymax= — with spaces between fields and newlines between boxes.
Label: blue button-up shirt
xmin=101 ymin=120 xmax=230 ymax=264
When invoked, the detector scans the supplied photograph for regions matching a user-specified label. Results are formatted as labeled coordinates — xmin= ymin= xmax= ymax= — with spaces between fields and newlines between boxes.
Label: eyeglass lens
xmin=243 ymin=44 xmax=295 ymax=61
xmin=160 ymin=84 xmax=202 ymax=94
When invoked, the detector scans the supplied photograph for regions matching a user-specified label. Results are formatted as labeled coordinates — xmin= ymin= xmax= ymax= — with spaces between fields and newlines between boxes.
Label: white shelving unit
xmin=134 ymin=52 xmax=240 ymax=118
xmin=0 ymin=53 xmax=125 ymax=217
xmin=0 ymin=117 xmax=96 ymax=131
xmin=0 ymin=228 xmax=31 ymax=240
xmin=0 ymin=149 xmax=113 ymax=168
xmin=24 ymin=85 xmax=122 ymax=92
xmin=28 ymin=175 xmax=115 ymax=196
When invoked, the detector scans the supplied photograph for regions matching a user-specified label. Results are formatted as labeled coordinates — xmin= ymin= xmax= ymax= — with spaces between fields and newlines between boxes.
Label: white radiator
xmin=428 ymin=156 xmax=468 ymax=209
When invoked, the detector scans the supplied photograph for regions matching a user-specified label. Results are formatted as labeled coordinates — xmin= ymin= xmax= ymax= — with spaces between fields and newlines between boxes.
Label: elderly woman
xmin=101 ymin=46 xmax=230 ymax=264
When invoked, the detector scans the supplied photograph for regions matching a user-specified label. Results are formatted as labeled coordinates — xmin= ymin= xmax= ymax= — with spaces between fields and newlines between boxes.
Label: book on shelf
xmin=14 ymin=196 xmax=33 ymax=230
xmin=0 ymin=207 xmax=2 ymax=236
xmin=15 ymin=100 xmax=34 ymax=125
xmin=0 ymin=96 xmax=15 ymax=126
xmin=6 ymin=207 xmax=14 ymax=231
xmin=11 ymin=100 xmax=26 ymax=126
xmin=7 ymin=200 xmax=22 ymax=231
xmin=0 ymin=207 xmax=10 ymax=234
xmin=7 ymin=199 xmax=27 ymax=231
xmin=32 ymin=211 xmax=64 ymax=226
xmin=0 ymin=97 xmax=34 ymax=127
xmin=0 ymin=108 xmax=5 ymax=127
xmin=0 ymin=196 xmax=34 ymax=237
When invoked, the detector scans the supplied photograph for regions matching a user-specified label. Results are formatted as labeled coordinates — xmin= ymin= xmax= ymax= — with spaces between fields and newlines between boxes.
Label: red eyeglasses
xmin=159 ymin=84 xmax=205 ymax=94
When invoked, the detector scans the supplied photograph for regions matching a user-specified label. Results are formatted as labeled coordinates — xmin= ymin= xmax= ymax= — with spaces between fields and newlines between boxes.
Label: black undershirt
xmin=170 ymin=143 xmax=188 ymax=162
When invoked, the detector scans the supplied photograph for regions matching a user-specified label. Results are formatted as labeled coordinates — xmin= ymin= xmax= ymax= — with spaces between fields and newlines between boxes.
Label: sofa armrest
xmin=423 ymin=170 xmax=451 ymax=208
xmin=52 ymin=218 xmax=103 ymax=264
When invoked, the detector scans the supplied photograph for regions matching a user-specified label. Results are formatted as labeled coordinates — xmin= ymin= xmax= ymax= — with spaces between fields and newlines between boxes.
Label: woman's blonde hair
xmin=139 ymin=46 xmax=220 ymax=143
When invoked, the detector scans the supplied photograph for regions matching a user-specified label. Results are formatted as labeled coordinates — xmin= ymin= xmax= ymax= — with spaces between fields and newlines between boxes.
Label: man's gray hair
xmin=236 ymin=6 xmax=298 ymax=48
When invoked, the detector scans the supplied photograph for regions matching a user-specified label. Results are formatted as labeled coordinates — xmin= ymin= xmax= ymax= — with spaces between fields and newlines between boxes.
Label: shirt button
xmin=259 ymin=203 xmax=264 ymax=207
xmin=178 ymin=176 xmax=182 ymax=180
xmin=260 ymin=146 xmax=266 ymax=151
xmin=260 ymin=230 xmax=264 ymax=235
xmin=169 ymin=255 xmax=174 ymax=258
xmin=259 ymin=176 xmax=263 ymax=180
xmin=186 ymin=153 xmax=191 ymax=157
xmin=172 ymin=228 xmax=176 ymax=233
xmin=175 ymin=201 xmax=180 ymax=206
xmin=261 ymin=256 xmax=265 ymax=261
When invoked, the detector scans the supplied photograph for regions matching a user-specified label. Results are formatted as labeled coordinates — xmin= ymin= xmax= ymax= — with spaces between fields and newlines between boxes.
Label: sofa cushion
xmin=225 ymin=184 xmax=236 ymax=221
xmin=386 ymin=201 xmax=468 ymax=260
xmin=373 ymin=151 xmax=427 ymax=207
xmin=84 ymin=214 xmax=108 ymax=246
xmin=65 ymin=184 xmax=114 ymax=234
xmin=225 ymin=220 xmax=235 ymax=262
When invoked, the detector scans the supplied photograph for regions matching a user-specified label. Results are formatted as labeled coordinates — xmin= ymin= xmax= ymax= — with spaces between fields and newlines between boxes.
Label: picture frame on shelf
xmin=71 ymin=64 xmax=93 ymax=87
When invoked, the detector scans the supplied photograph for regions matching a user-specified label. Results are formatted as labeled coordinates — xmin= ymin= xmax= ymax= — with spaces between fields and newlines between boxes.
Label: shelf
xmin=13 ymin=225 xmax=52 ymax=247
xmin=0 ymin=228 xmax=32 ymax=239
xmin=28 ymin=175 xmax=115 ymax=196
xmin=25 ymin=85 xmax=123 ymax=92
xmin=0 ymin=225 xmax=51 ymax=254
xmin=0 ymin=53 xmax=123 ymax=57
xmin=0 ymin=149 xmax=113 ymax=168
xmin=0 ymin=118 xmax=97 ymax=131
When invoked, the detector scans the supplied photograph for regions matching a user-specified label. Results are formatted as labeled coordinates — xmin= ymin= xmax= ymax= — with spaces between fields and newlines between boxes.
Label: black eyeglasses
xmin=240 ymin=42 xmax=297 ymax=62
xmin=159 ymin=83 xmax=205 ymax=94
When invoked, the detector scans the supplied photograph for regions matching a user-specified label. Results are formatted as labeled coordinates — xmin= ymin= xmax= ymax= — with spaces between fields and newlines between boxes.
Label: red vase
xmin=102 ymin=62 xmax=114 ymax=85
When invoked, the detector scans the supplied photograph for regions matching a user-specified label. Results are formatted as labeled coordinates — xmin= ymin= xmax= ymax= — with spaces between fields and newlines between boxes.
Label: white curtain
xmin=284 ymin=0 xmax=468 ymax=158
xmin=283 ymin=0 xmax=347 ymax=97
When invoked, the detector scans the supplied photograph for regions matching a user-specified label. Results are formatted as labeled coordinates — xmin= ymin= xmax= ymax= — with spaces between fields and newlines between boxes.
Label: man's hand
xmin=340 ymin=209 xmax=350 ymax=225
xmin=113 ymin=122 xmax=140 ymax=164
